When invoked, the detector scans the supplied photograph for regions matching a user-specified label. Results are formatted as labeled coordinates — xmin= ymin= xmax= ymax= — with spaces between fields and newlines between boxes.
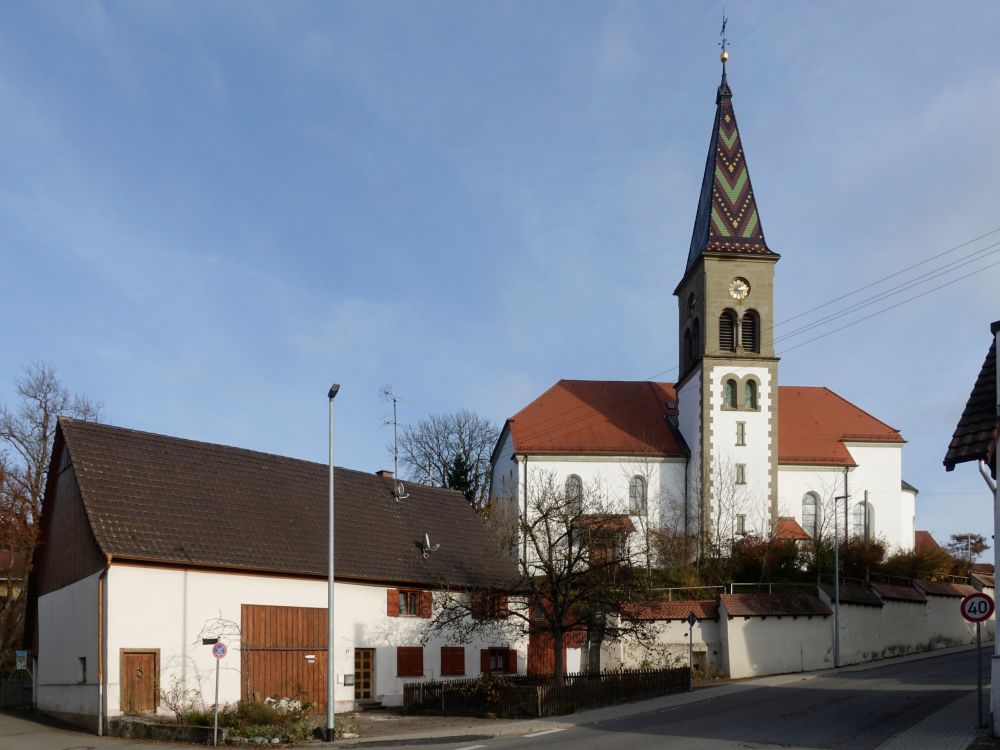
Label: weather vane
xmin=719 ymin=11 xmax=729 ymax=66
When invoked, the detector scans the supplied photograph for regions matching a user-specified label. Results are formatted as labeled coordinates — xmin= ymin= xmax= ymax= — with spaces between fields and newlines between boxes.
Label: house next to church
xmin=490 ymin=60 xmax=917 ymax=556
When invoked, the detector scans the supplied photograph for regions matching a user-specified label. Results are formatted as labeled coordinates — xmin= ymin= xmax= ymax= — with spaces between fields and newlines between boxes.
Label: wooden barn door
xmin=120 ymin=649 xmax=159 ymax=714
xmin=242 ymin=604 xmax=328 ymax=714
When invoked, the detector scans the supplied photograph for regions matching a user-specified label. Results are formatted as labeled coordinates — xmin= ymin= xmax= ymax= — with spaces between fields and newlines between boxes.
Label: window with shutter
xmin=741 ymin=310 xmax=759 ymax=352
xmin=719 ymin=309 xmax=737 ymax=351
xmin=440 ymin=646 xmax=465 ymax=676
xmin=396 ymin=646 xmax=424 ymax=677
xmin=387 ymin=588 xmax=400 ymax=617
xmin=480 ymin=649 xmax=490 ymax=674
xmin=419 ymin=591 xmax=432 ymax=618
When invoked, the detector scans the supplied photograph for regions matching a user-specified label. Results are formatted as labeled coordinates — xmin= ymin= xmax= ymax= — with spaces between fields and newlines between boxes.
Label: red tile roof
xmin=777 ymin=387 xmax=904 ymax=466
xmin=508 ymin=380 xmax=683 ymax=457
xmin=971 ymin=563 xmax=995 ymax=575
xmin=971 ymin=571 xmax=995 ymax=589
xmin=944 ymin=325 xmax=998 ymax=473
xmin=870 ymin=582 xmax=926 ymax=603
xmin=625 ymin=600 xmax=719 ymax=622
xmin=506 ymin=381 xmax=902 ymax=467
xmin=720 ymin=593 xmax=831 ymax=618
xmin=774 ymin=517 xmax=811 ymax=541
xmin=818 ymin=582 xmax=883 ymax=608
xmin=914 ymin=579 xmax=979 ymax=598
xmin=914 ymin=530 xmax=941 ymax=554
xmin=576 ymin=514 xmax=636 ymax=533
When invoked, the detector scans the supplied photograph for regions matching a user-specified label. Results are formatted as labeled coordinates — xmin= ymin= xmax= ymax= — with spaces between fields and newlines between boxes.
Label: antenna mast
xmin=380 ymin=384 xmax=410 ymax=500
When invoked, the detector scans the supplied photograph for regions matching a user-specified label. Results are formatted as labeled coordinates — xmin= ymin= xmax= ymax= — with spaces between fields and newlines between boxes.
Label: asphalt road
xmin=0 ymin=650 xmax=987 ymax=750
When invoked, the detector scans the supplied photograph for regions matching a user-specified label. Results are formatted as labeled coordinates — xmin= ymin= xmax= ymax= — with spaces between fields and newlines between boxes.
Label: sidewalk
xmin=317 ymin=643 xmax=993 ymax=747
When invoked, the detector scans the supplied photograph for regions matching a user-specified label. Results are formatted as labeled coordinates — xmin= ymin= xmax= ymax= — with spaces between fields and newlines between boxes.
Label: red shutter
xmin=506 ymin=648 xmax=517 ymax=674
xmin=420 ymin=591 xmax=432 ymax=618
xmin=441 ymin=646 xmax=465 ymax=676
xmin=498 ymin=596 xmax=509 ymax=617
xmin=397 ymin=646 xmax=424 ymax=677
xmin=470 ymin=592 xmax=483 ymax=620
xmin=480 ymin=649 xmax=490 ymax=674
xmin=387 ymin=588 xmax=400 ymax=617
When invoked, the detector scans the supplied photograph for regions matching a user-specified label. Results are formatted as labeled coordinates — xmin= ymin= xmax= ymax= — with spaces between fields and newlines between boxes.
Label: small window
xmin=441 ymin=646 xmax=465 ymax=677
xmin=724 ymin=379 xmax=737 ymax=409
xmin=735 ymin=464 xmax=746 ymax=485
xmin=629 ymin=476 xmax=647 ymax=516
xmin=683 ymin=328 xmax=692 ymax=371
xmin=736 ymin=514 xmax=746 ymax=535
xmin=399 ymin=590 xmax=420 ymax=616
xmin=802 ymin=492 xmax=819 ymax=538
xmin=471 ymin=592 xmax=509 ymax=620
xmin=719 ymin=309 xmax=737 ymax=351
xmin=745 ymin=380 xmax=758 ymax=409
xmin=741 ymin=310 xmax=759 ymax=353
xmin=397 ymin=646 xmax=424 ymax=677
xmin=736 ymin=422 xmax=746 ymax=446
xmin=852 ymin=501 xmax=872 ymax=540
xmin=692 ymin=318 xmax=700 ymax=360
xmin=565 ymin=475 xmax=583 ymax=511
xmin=483 ymin=647 xmax=515 ymax=674
xmin=79 ymin=657 xmax=87 ymax=684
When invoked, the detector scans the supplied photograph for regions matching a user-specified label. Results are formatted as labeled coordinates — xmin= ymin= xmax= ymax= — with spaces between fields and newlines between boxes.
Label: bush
xmin=216 ymin=696 xmax=318 ymax=742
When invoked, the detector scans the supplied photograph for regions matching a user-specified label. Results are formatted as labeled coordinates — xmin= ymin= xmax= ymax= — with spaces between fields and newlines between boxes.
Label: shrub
xmin=159 ymin=677 xmax=202 ymax=723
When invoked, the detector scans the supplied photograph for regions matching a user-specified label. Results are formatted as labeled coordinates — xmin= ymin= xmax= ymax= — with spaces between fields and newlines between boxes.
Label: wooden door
xmin=121 ymin=650 xmax=158 ymax=714
xmin=354 ymin=648 xmax=374 ymax=700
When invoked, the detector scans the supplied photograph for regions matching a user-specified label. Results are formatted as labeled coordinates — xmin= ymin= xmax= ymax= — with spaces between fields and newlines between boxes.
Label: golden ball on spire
xmin=720 ymin=49 xmax=729 ymax=63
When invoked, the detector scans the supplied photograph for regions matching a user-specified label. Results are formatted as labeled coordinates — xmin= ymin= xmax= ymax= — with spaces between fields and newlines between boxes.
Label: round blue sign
xmin=212 ymin=642 xmax=228 ymax=659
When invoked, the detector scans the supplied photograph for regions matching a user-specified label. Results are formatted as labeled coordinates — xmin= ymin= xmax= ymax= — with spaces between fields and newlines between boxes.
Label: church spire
xmin=685 ymin=49 xmax=777 ymax=273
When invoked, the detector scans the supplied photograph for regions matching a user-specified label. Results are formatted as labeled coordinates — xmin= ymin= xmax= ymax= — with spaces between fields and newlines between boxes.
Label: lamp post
xmin=327 ymin=384 xmax=340 ymax=742
xmin=833 ymin=493 xmax=849 ymax=668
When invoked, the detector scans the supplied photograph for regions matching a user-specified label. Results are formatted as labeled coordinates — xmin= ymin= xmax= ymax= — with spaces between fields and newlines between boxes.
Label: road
xmin=0 ymin=649 xmax=988 ymax=750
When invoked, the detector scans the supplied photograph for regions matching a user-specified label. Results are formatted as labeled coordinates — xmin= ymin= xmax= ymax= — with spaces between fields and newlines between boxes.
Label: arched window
xmin=683 ymin=328 xmax=692 ymax=371
xmin=723 ymin=378 xmax=737 ymax=409
xmin=852 ymin=501 xmax=872 ymax=540
xmin=691 ymin=318 xmax=700 ymax=362
xmin=565 ymin=475 xmax=583 ymax=511
xmin=741 ymin=310 xmax=759 ymax=353
xmin=802 ymin=492 xmax=819 ymax=538
xmin=719 ymin=309 xmax=737 ymax=351
xmin=744 ymin=379 xmax=758 ymax=409
xmin=629 ymin=476 xmax=647 ymax=516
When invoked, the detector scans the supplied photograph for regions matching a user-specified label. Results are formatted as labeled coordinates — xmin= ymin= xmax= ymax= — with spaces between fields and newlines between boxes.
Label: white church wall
xmin=707 ymin=365 xmax=774 ymax=536
xmin=489 ymin=427 xmax=518 ymax=507
xmin=776 ymin=465 xmax=845 ymax=537
xmin=842 ymin=443 xmax=910 ymax=550
xmin=36 ymin=570 xmax=101 ymax=729
xmin=104 ymin=564 xmax=525 ymax=717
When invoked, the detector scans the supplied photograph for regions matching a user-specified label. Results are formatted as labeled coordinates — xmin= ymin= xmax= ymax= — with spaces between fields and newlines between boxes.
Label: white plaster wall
xmin=873 ymin=600 xmax=930 ymax=656
xmin=925 ymin=596 xmax=981 ymax=648
xmin=489 ymin=427 xmax=518 ymax=508
xmin=776 ymin=465 xmax=844 ymax=535
xmin=721 ymin=612 xmax=833 ymax=679
xmin=621 ymin=619 xmax=722 ymax=672
xmin=36 ymin=571 xmax=101 ymax=725
xmin=843 ymin=443 xmax=910 ymax=550
xmin=677 ymin=373 xmax=702 ymax=507
xmin=105 ymin=565 xmax=524 ymax=716
xmin=707 ymin=365 xmax=774 ymax=536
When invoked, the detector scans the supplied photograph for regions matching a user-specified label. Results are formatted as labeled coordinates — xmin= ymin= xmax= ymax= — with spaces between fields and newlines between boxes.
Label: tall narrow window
xmin=736 ymin=421 xmax=746 ymax=446
xmin=724 ymin=379 xmax=737 ymax=409
xmin=565 ymin=475 xmax=583 ymax=511
xmin=802 ymin=492 xmax=819 ymax=538
xmin=719 ymin=309 xmax=737 ymax=351
xmin=683 ymin=328 xmax=692 ymax=371
xmin=745 ymin=380 xmax=758 ymax=409
xmin=852 ymin=502 xmax=872 ymax=540
xmin=735 ymin=464 xmax=746 ymax=485
xmin=629 ymin=476 xmax=647 ymax=516
xmin=736 ymin=514 xmax=746 ymax=535
xmin=741 ymin=310 xmax=759 ymax=352
xmin=691 ymin=318 xmax=700 ymax=362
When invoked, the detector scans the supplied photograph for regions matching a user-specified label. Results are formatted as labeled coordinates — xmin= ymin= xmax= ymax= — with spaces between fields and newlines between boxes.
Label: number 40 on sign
xmin=961 ymin=592 xmax=995 ymax=623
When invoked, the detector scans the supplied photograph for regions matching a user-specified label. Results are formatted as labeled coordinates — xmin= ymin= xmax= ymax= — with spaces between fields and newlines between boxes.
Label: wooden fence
xmin=404 ymin=667 xmax=690 ymax=717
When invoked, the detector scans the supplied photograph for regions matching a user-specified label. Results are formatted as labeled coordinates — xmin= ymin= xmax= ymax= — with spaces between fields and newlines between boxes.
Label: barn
xmin=28 ymin=418 xmax=521 ymax=731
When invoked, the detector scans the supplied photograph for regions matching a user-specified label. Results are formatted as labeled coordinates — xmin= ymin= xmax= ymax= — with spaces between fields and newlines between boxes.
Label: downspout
xmin=521 ymin=455 xmax=528 ymax=565
xmin=97 ymin=553 xmax=111 ymax=736
xmin=843 ymin=467 xmax=849 ymax=541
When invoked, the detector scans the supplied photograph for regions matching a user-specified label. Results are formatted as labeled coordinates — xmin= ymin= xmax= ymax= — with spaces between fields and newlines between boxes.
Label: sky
xmin=1 ymin=2 xmax=998 ymax=547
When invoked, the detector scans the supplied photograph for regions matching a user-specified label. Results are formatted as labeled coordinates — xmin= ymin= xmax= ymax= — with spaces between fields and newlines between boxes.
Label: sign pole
xmin=960 ymin=591 xmax=994 ymax=730
xmin=214 ymin=656 xmax=220 ymax=746
xmin=978 ymin=621 xmax=984 ymax=729
xmin=686 ymin=611 xmax=697 ymax=692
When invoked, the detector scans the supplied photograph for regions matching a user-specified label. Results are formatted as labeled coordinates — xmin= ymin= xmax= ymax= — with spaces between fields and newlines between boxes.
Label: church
xmin=489 ymin=58 xmax=917 ymax=556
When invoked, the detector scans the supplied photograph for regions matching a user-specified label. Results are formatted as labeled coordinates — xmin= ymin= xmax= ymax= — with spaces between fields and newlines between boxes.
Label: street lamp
xmin=327 ymin=384 xmax=340 ymax=742
xmin=832 ymin=493 xmax=849 ymax=668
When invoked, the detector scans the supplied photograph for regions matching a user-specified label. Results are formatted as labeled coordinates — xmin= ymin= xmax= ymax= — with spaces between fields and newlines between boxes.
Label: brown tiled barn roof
xmin=870 ymin=582 xmax=926 ymax=603
xmin=720 ymin=593 xmax=831 ymax=618
xmin=58 ymin=418 xmax=516 ymax=589
xmin=914 ymin=580 xmax=978 ymax=598
xmin=944 ymin=325 xmax=998 ymax=473
xmin=818 ymin=582 xmax=883 ymax=608
xmin=625 ymin=600 xmax=719 ymax=622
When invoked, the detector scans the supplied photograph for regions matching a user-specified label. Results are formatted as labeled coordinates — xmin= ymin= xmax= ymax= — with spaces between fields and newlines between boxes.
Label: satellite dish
xmin=395 ymin=481 xmax=410 ymax=501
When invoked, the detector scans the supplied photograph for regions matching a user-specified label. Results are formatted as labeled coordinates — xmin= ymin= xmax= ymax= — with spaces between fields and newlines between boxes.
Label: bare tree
xmin=397 ymin=409 xmax=498 ymax=507
xmin=425 ymin=469 xmax=654 ymax=681
xmin=702 ymin=456 xmax=757 ymax=561
xmin=0 ymin=362 xmax=102 ymax=657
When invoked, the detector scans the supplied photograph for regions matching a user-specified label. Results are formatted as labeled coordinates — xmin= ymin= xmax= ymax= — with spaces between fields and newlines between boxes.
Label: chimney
xmin=376 ymin=470 xmax=394 ymax=478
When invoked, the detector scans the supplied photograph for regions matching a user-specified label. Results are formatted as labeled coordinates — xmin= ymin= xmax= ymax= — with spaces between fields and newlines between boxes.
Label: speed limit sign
xmin=961 ymin=592 xmax=995 ymax=623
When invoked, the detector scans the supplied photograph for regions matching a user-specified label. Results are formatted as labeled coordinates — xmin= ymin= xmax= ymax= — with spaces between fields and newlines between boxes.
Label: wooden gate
xmin=120 ymin=649 xmax=159 ymax=714
xmin=354 ymin=648 xmax=374 ymax=700
xmin=242 ymin=604 xmax=328 ymax=713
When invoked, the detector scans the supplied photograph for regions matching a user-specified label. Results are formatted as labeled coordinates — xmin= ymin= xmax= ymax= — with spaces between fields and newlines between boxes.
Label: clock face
xmin=728 ymin=277 xmax=750 ymax=300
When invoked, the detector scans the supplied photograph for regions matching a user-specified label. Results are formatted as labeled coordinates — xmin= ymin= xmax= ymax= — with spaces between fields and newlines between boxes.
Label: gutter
xmin=97 ymin=554 xmax=111 ymax=736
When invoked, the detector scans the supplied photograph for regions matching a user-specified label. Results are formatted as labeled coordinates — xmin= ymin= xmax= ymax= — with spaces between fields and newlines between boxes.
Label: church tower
xmin=674 ymin=51 xmax=780 ymax=549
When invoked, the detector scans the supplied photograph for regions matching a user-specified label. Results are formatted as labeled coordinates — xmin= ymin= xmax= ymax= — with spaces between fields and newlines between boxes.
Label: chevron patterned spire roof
xmin=685 ymin=68 xmax=778 ymax=272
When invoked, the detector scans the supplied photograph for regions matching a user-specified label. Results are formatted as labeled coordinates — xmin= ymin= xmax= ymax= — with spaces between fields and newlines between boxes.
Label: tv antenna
xmin=380 ymin=384 xmax=413 ymax=501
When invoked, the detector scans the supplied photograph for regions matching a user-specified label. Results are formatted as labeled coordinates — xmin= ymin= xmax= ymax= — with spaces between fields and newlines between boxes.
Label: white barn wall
xmin=721 ymin=610 xmax=833 ymax=679
xmin=36 ymin=570 xmax=101 ymax=728
xmin=104 ymin=564 xmax=523 ymax=716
